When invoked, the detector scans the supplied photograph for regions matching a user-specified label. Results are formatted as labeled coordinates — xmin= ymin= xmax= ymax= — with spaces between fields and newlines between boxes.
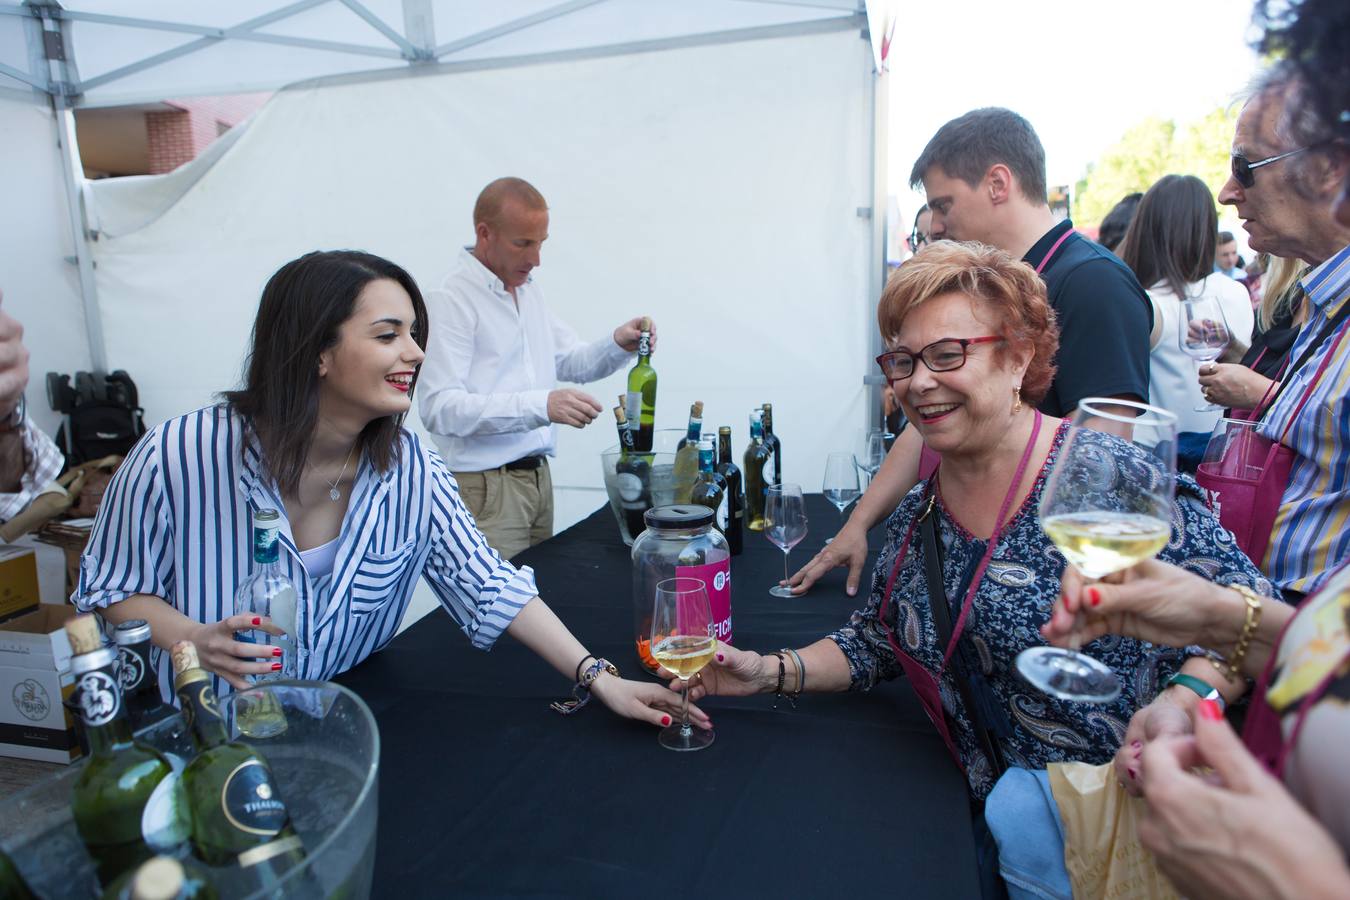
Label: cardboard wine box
xmin=0 ymin=603 xmax=80 ymax=763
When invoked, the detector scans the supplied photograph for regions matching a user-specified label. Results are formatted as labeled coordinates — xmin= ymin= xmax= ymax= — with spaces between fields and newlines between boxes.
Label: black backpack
xmin=46 ymin=370 xmax=147 ymax=466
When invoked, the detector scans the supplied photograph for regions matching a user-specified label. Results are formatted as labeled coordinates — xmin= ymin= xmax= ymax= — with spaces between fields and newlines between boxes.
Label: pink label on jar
xmin=675 ymin=558 xmax=732 ymax=645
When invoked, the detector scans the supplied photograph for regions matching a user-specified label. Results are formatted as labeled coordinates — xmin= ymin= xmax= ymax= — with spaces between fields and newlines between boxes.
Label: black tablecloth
xmin=336 ymin=495 xmax=979 ymax=898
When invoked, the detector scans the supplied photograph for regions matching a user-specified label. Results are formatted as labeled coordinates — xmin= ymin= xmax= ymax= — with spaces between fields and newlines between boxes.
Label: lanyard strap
xmin=1034 ymin=229 xmax=1075 ymax=275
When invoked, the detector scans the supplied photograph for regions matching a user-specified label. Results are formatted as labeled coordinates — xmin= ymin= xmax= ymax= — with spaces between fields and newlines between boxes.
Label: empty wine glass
xmin=822 ymin=452 xmax=859 ymax=544
xmin=765 ymin=483 xmax=808 ymax=598
xmin=1180 ymin=295 xmax=1231 ymax=412
xmin=650 ymin=577 xmax=716 ymax=752
xmin=856 ymin=429 xmax=886 ymax=484
xmin=1015 ymin=399 xmax=1178 ymax=703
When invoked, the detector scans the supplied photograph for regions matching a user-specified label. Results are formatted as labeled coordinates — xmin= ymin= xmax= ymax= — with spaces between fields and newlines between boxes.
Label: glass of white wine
xmin=651 ymin=577 xmax=717 ymax=752
xmin=822 ymin=452 xmax=860 ymax=544
xmin=1180 ymin=295 xmax=1231 ymax=412
xmin=1016 ymin=399 xmax=1178 ymax=703
xmin=765 ymin=483 xmax=808 ymax=598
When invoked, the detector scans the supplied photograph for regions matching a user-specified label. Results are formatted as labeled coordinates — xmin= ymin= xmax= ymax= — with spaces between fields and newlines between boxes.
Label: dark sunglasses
xmin=875 ymin=336 xmax=1003 ymax=382
xmin=1231 ymin=146 xmax=1312 ymax=189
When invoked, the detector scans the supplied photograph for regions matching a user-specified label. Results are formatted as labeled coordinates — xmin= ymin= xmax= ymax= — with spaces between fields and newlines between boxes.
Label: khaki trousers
xmin=453 ymin=461 xmax=553 ymax=560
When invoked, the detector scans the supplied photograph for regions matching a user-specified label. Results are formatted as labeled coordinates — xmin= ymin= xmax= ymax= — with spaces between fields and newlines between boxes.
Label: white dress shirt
xmin=418 ymin=248 xmax=633 ymax=472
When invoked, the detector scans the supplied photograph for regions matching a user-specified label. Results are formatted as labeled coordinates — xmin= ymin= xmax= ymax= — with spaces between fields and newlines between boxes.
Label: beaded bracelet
xmin=1209 ymin=584 xmax=1263 ymax=682
xmin=782 ymin=647 xmax=806 ymax=701
xmin=770 ymin=652 xmax=795 ymax=710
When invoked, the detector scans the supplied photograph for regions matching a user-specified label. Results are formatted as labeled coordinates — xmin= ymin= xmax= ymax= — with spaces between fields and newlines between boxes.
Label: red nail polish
xmin=272 ymin=647 xmax=283 ymax=657
xmin=1127 ymin=767 xmax=1138 ymax=781
xmin=1131 ymin=740 xmax=1142 ymax=750
xmin=716 ymin=653 xmax=725 ymax=662
xmin=271 ymin=662 xmax=282 ymax=671
xmin=252 ymin=617 xmax=261 ymax=626
xmin=1088 ymin=587 xmax=1102 ymax=607
xmin=1199 ymin=699 xmax=1223 ymax=721
xmin=661 ymin=715 xmax=671 ymax=726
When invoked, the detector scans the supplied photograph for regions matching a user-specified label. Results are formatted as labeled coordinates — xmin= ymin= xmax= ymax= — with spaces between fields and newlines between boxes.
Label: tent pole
xmin=863 ymin=37 xmax=889 ymax=433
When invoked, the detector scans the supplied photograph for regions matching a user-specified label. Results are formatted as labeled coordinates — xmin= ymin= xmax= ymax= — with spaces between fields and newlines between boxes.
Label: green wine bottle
xmin=715 ymin=426 xmax=744 ymax=555
xmin=688 ymin=438 xmax=728 ymax=534
xmin=625 ymin=317 xmax=657 ymax=452
xmin=101 ymin=855 xmax=217 ymax=900
xmin=0 ymin=848 xmax=37 ymax=900
xmin=761 ymin=403 xmax=782 ymax=487
xmin=169 ymin=641 xmax=309 ymax=892
xmin=65 ymin=615 xmax=189 ymax=889
xmin=742 ymin=411 xmax=771 ymax=532
xmin=672 ymin=401 xmax=703 ymax=503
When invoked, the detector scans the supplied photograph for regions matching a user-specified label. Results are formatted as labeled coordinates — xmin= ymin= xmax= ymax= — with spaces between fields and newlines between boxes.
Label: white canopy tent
xmin=0 ymin=0 xmax=892 ymax=540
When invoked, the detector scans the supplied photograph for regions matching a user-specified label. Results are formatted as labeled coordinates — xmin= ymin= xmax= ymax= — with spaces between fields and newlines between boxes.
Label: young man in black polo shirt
xmin=789 ymin=107 xmax=1152 ymax=596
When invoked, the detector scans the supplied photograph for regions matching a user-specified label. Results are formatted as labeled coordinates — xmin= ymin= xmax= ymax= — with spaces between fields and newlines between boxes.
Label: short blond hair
xmin=472 ymin=177 xmax=547 ymax=230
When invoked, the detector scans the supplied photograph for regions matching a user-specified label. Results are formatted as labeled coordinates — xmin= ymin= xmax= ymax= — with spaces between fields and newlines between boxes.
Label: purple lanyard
xmin=880 ymin=410 xmax=1044 ymax=672
xmin=1034 ymin=229 xmax=1074 ymax=275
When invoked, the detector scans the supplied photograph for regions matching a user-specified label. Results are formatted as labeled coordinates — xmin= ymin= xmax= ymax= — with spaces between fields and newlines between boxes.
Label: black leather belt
xmin=502 ymin=455 xmax=547 ymax=471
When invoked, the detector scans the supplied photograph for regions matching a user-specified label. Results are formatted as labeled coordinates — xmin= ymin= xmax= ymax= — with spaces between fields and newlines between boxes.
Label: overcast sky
xmin=886 ymin=0 xmax=1262 ymax=220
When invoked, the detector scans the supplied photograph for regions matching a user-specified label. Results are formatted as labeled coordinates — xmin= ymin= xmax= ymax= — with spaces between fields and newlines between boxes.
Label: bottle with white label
xmin=743 ymin=410 xmax=771 ymax=532
xmin=64 ymin=615 xmax=188 ymax=889
xmin=671 ymin=401 xmax=704 ymax=503
xmin=761 ymin=402 xmax=782 ymax=487
xmin=233 ymin=509 xmax=298 ymax=681
xmin=715 ymin=426 xmax=744 ymax=556
xmin=688 ymin=438 xmax=728 ymax=536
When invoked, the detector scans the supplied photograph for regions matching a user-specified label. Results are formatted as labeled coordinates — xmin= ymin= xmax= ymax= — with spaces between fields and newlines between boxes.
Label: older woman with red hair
xmin=680 ymin=242 xmax=1268 ymax=896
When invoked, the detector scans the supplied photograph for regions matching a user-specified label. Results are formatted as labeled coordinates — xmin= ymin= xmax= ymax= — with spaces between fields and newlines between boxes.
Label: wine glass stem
xmin=678 ymin=676 xmax=692 ymax=736
xmin=782 ymin=549 xmax=790 ymax=585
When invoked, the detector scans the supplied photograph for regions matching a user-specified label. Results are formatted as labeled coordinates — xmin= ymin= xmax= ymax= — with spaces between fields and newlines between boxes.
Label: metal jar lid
xmin=113 ymin=619 xmax=152 ymax=645
xmin=643 ymin=505 xmax=714 ymax=529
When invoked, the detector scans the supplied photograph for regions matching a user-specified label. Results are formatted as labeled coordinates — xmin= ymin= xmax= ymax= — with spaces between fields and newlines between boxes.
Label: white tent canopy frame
xmin=1 ymin=0 xmax=890 ymax=456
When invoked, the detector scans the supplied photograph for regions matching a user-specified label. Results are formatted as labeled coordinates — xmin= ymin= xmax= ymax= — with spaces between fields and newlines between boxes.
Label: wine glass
xmin=1015 ymin=399 xmax=1178 ymax=703
xmin=822 ymin=452 xmax=859 ymax=543
xmin=1180 ymin=295 xmax=1232 ymax=412
xmin=765 ymin=483 xmax=808 ymax=598
xmin=650 ymin=577 xmax=716 ymax=752
xmin=855 ymin=429 xmax=886 ymax=485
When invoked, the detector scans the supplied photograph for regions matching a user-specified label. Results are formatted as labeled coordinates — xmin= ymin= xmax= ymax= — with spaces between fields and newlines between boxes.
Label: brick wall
xmin=145 ymin=93 xmax=269 ymax=175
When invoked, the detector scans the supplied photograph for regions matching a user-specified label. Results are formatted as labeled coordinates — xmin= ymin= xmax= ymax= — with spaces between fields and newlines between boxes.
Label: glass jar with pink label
xmin=631 ymin=505 xmax=731 ymax=675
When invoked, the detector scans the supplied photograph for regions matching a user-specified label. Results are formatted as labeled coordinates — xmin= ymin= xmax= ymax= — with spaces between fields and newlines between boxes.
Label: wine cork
xmin=130 ymin=857 xmax=184 ymax=900
xmin=691 ymin=401 xmax=703 ymax=417
xmin=170 ymin=640 xmax=201 ymax=675
xmin=64 ymin=614 xmax=103 ymax=655
xmin=639 ymin=316 xmax=651 ymax=331
xmin=614 ymin=405 xmax=627 ymax=424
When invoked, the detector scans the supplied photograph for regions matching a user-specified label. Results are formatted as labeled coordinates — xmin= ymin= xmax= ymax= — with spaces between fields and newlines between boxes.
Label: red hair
xmin=878 ymin=241 xmax=1059 ymax=403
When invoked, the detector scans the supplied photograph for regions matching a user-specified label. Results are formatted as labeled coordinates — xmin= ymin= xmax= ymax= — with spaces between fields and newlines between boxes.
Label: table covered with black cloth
xmin=336 ymin=494 xmax=979 ymax=898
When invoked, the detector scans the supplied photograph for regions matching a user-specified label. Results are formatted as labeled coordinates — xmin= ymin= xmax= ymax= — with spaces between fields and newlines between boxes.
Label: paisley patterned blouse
xmin=830 ymin=423 xmax=1274 ymax=800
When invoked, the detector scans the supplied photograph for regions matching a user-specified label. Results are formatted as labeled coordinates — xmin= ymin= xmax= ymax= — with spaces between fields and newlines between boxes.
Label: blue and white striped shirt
xmin=74 ymin=405 xmax=538 ymax=698
xmin=1261 ymin=243 xmax=1350 ymax=594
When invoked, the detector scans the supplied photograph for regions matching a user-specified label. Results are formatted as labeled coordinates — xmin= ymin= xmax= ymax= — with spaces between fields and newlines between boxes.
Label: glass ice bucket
xmin=600 ymin=428 xmax=685 ymax=546
xmin=0 ymin=680 xmax=380 ymax=899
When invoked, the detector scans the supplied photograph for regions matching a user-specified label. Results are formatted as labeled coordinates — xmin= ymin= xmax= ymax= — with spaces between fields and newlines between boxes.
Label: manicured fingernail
xmin=1131 ymin=740 xmax=1142 ymax=750
xmin=1199 ymin=699 xmax=1223 ymax=721
xmin=1088 ymin=588 xmax=1101 ymax=607
xmin=1127 ymin=767 xmax=1138 ymax=781
xmin=271 ymin=662 xmax=282 ymax=671
xmin=661 ymin=715 xmax=671 ymax=726
xmin=252 ymin=617 xmax=262 ymax=626
xmin=716 ymin=653 xmax=725 ymax=662
xmin=272 ymin=647 xmax=283 ymax=657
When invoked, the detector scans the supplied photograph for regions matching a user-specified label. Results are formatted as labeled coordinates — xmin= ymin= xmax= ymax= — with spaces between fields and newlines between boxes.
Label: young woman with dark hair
xmin=74 ymin=250 xmax=704 ymax=730
xmin=1119 ymin=175 xmax=1255 ymax=445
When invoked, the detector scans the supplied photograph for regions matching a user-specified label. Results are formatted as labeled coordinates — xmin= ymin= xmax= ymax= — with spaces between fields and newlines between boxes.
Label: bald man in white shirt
xmin=418 ymin=177 xmax=652 ymax=558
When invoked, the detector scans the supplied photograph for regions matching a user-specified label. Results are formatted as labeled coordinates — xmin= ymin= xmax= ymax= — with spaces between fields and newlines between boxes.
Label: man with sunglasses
xmin=790 ymin=108 xmax=1152 ymax=598
xmin=1211 ymin=65 xmax=1350 ymax=599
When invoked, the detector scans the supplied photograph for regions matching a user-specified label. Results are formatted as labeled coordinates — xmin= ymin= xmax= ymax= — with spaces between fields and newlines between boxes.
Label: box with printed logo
xmin=0 ymin=603 xmax=80 ymax=763
xmin=0 ymin=546 xmax=41 ymax=623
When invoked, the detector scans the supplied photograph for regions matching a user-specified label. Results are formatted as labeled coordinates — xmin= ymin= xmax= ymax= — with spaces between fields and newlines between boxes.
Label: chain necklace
xmin=325 ymin=442 xmax=357 ymax=502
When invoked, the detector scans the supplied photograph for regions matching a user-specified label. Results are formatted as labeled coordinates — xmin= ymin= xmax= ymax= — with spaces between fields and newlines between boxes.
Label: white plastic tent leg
xmin=54 ymin=103 xmax=106 ymax=374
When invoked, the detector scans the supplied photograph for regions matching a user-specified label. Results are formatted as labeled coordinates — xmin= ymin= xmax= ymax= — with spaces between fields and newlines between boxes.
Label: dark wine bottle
xmin=672 ymin=401 xmax=704 ymax=503
xmin=0 ymin=848 xmax=37 ymax=900
xmin=625 ymin=317 xmax=657 ymax=452
xmin=761 ymin=402 xmax=782 ymax=487
xmin=612 ymin=406 xmax=651 ymax=539
xmin=688 ymin=438 xmax=728 ymax=536
xmin=715 ymin=426 xmax=744 ymax=555
xmin=743 ymin=410 xmax=771 ymax=532
xmin=170 ymin=642 xmax=314 ymax=895
xmin=113 ymin=620 xmax=194 ymax=766
xmin=65 ymin=615 xmax=188 ymax=889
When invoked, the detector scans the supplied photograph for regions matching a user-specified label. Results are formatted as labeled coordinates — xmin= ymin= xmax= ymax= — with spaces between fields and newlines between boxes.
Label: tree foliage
xmin=1074 ymin=106 xmax=1239 ymax=227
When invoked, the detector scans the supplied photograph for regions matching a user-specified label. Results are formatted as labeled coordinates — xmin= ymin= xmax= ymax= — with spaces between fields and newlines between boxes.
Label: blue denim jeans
xmin=984 ymin=768 xmax=1072 ymax=900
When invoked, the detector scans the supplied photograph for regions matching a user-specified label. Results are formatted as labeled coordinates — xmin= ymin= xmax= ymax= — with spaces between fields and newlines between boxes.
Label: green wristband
xmin=1165 ymin=672 xmax=1225 ymax=711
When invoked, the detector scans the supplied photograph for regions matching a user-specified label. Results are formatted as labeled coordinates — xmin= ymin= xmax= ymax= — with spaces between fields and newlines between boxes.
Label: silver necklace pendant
xmin=329 ymin=486 xmax=341 ymax=502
